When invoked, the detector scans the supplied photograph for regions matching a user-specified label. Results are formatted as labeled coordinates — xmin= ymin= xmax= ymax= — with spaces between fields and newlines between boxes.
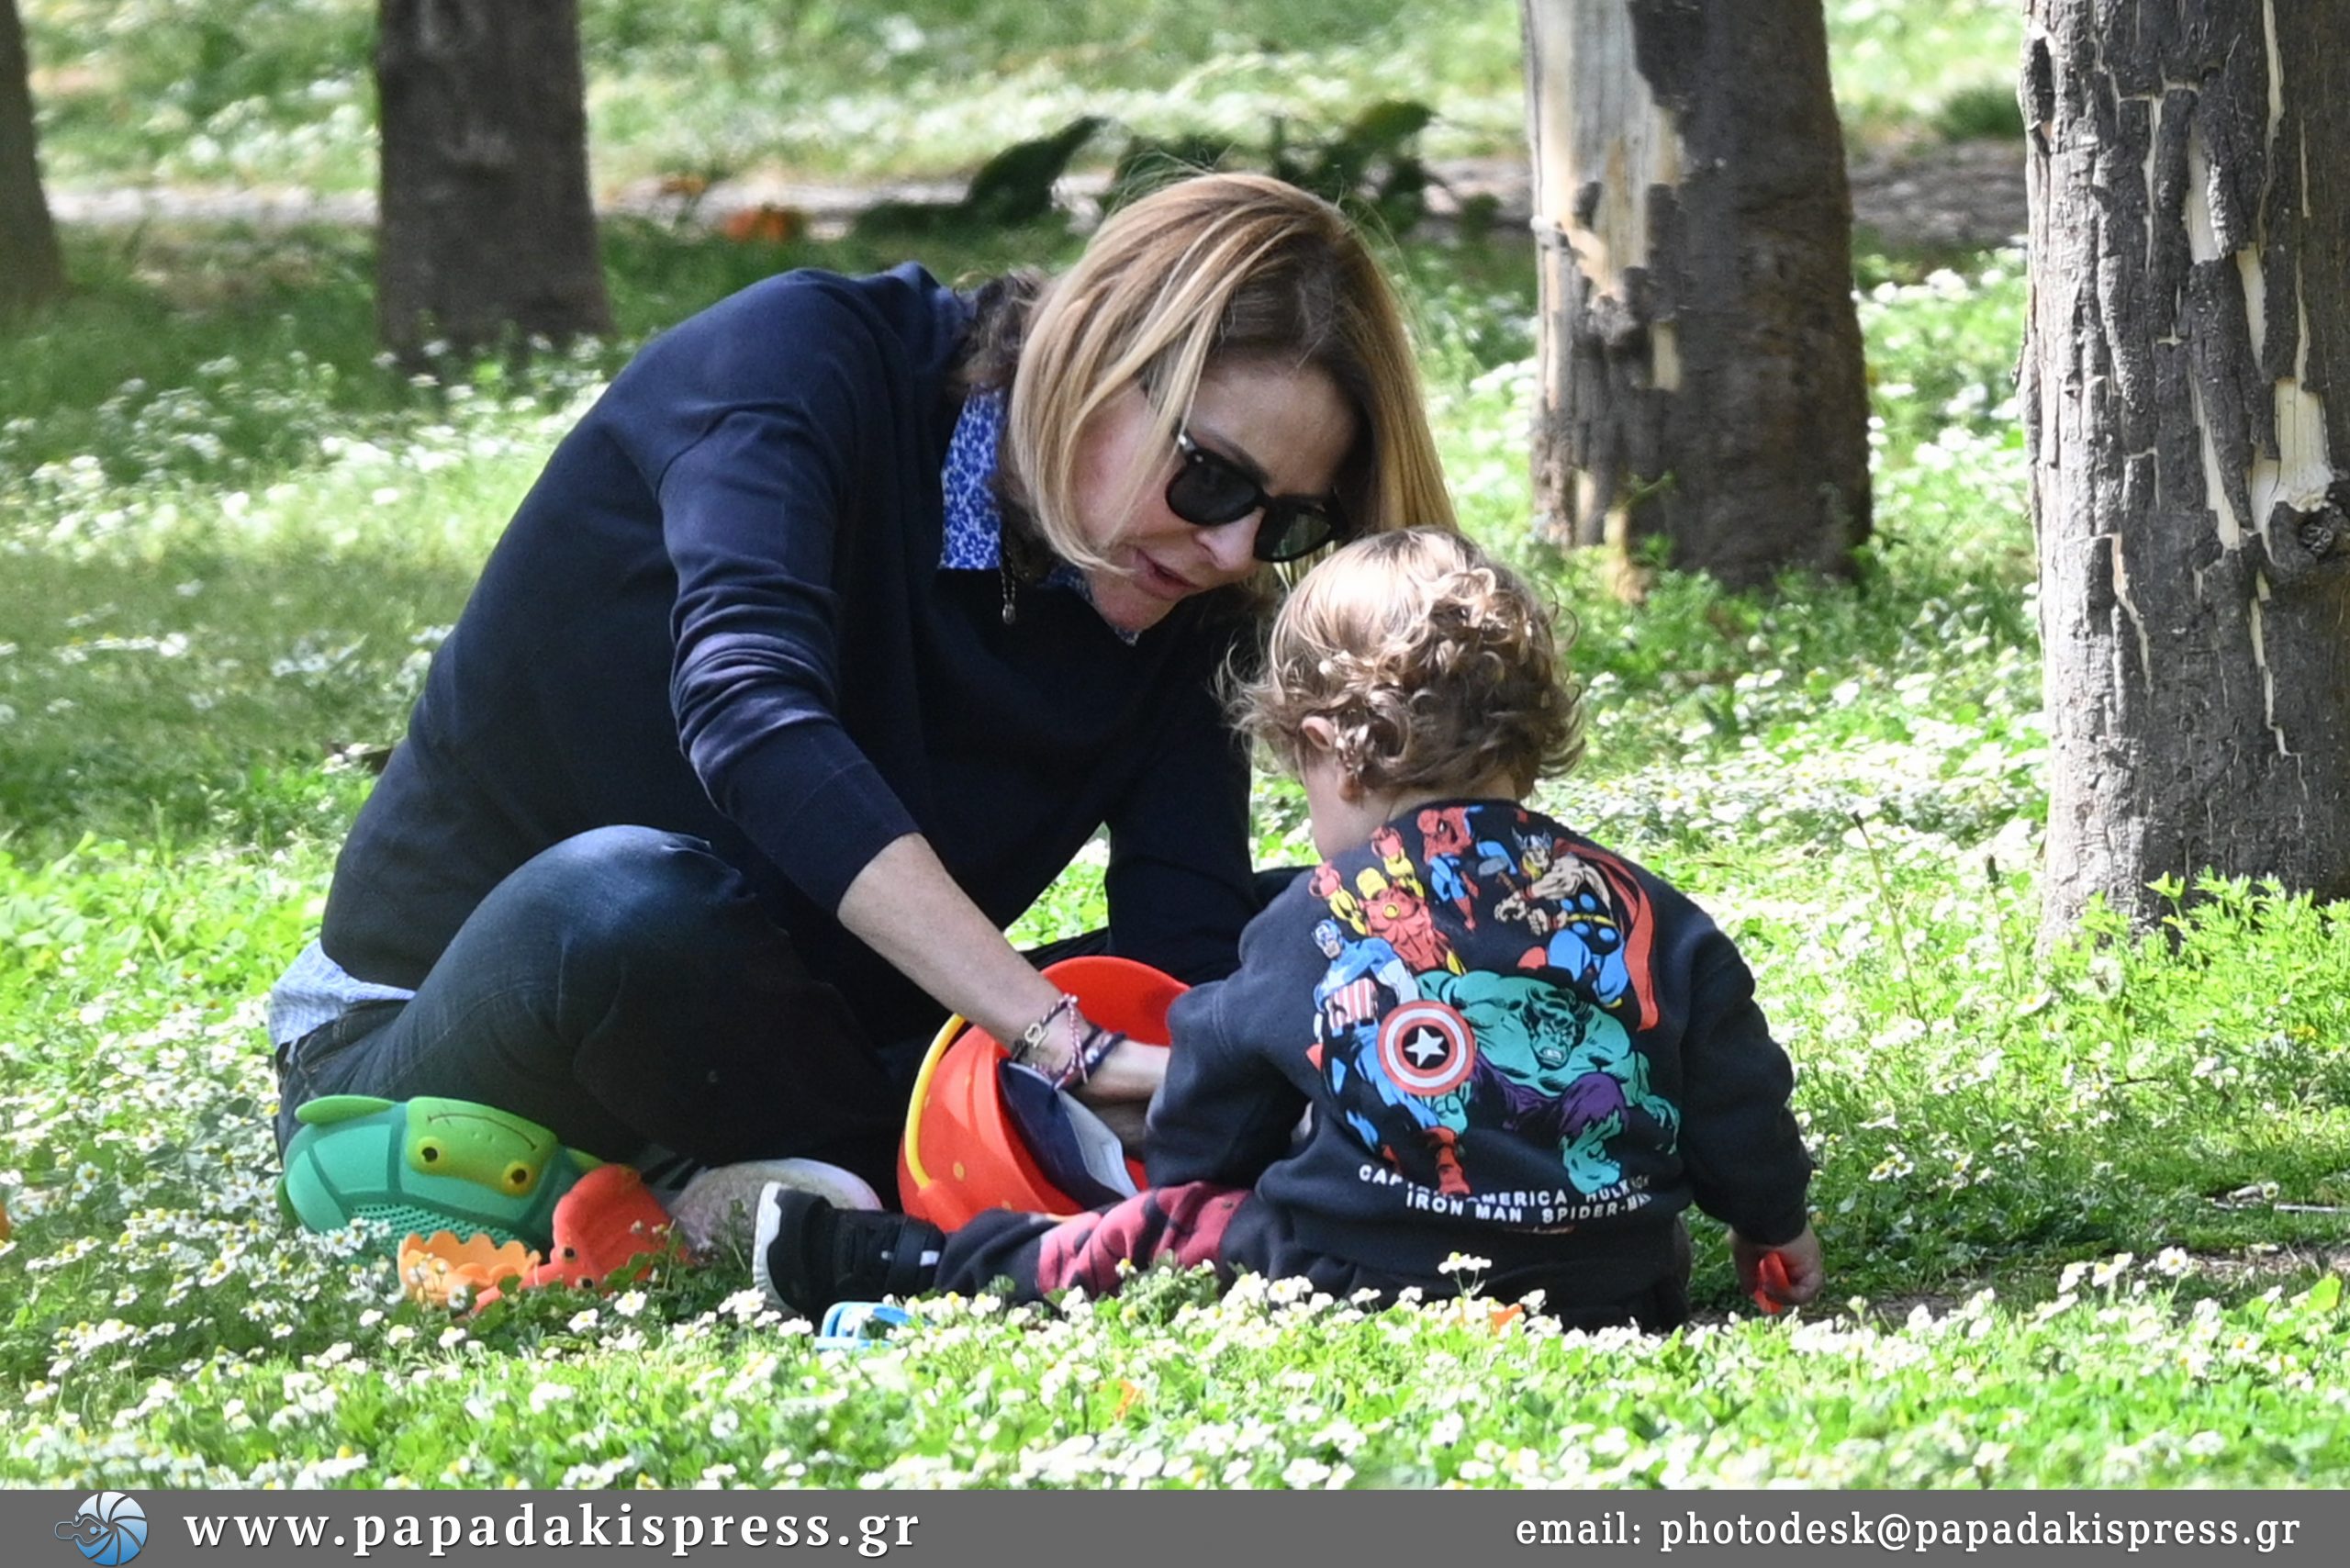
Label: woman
xmin=266 ymin=174 xmax=1456 ymax=1232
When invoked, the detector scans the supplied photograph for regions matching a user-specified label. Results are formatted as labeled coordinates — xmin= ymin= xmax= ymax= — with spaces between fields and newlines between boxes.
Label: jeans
xmin=273 ymin=826 xmax=915 ymax=1196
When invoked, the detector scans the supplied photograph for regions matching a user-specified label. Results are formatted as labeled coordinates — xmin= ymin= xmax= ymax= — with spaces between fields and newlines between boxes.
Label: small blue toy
xmin=815 ymin=1301 xmax=912 ymax=1351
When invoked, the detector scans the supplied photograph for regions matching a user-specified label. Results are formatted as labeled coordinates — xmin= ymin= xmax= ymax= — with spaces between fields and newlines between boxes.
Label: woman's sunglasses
xmin=1168 ymin=430 xmax=1352 ymax=563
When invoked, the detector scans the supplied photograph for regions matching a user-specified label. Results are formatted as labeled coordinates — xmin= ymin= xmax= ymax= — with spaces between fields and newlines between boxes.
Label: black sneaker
xmin=752 ymin=1184 xmax=944 ymax=1316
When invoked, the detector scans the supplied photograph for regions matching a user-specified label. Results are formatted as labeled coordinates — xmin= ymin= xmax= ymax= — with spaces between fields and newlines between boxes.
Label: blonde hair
xmin=1002 ymin=173 xmax=1453 ymax=571
xmin=1236 ymin=530 xmax=1584 ymax=796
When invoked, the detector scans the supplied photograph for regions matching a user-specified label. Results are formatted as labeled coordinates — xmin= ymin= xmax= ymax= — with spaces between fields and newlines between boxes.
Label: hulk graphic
xmin=1406 ymin=969 xmax=1678 ymax=1195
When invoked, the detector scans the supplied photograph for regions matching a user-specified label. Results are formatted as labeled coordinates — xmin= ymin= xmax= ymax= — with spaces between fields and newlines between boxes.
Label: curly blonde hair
xmin=1235 ymin=530 xmax=1583 ymax=796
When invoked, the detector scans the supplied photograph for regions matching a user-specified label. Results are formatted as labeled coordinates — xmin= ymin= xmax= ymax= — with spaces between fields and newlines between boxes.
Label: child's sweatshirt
xmin=1147 ymin=799 xmax=1812 ymax=1294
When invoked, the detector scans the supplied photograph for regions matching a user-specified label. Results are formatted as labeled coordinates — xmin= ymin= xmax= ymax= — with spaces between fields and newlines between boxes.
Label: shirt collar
xmin=938 ymin=387 xmax=1009 ymax=571
xmin=937 ymin=387 xmax=1139 ymax=644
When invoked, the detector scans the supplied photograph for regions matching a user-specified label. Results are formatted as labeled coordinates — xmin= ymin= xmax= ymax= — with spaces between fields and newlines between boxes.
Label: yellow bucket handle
xmin=898 ymin=1011 xmax=970 ymax=1193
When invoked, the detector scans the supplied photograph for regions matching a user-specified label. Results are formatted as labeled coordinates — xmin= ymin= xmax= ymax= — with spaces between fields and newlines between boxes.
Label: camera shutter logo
xmin=54 ymin=1493 xmax=147 ymax=1565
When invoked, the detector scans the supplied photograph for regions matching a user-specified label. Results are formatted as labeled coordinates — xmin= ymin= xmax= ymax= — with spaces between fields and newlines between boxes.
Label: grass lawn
xmin=25 ymin=0 xmax=2024 ymax=194
xmin=6 ymin=0 xmax=2349 ymax=1491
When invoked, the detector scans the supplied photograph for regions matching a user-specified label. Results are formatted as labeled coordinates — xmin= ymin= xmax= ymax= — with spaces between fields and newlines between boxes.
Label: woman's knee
xmin=506 ymin=826 xmax=745 ymax=967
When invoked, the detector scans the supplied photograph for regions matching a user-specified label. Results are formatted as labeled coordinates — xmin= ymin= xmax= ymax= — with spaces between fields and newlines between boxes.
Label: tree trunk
xmin=1520 ymin=0 xmax=1871 ymax=591
xmin=2026 ymin=0 xmax=2350 ymax=936
xmin=0 ymin=0 xmax=64 ymax=315
xmin=375 ymin=0 xmax=610 ymax=361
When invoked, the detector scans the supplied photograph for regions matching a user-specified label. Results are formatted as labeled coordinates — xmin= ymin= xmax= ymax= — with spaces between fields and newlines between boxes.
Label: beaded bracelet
xmin=1055 ymin=1024 xmax=1128 ymax=1092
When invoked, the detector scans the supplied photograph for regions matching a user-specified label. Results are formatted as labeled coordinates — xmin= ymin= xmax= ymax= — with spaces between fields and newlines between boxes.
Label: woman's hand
xmin=1070 ymin=1037 xmax=1168 ymax=1149
xmin=836 ymin=834 xmax=1177 ymax=1157
xmin=1007 ymin=1002 xmax=1168 ymax=1152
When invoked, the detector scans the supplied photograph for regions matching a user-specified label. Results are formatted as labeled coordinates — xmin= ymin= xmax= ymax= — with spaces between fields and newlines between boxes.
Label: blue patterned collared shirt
xmin=937 ymin=388 xmax=1136 ymax=644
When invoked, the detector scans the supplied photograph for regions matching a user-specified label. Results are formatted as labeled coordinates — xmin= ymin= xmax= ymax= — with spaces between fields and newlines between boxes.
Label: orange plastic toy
xmin=523 ymin=1163 xmax=674 ymax=1291
xmin=898 ymin=956 xmax=1183 ymax=1228
xmin=399 ymin=1231 xmax=538 ymax=1309
xmin=1752 ymin=1250 xmax=1792 ymax=1315
xmin=469 ymin=1164 xmax=676 ymax=1309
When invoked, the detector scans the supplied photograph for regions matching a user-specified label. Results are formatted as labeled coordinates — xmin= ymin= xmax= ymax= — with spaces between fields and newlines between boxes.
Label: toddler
xmin=755 ymin=529 xmax=1821 ymax=1328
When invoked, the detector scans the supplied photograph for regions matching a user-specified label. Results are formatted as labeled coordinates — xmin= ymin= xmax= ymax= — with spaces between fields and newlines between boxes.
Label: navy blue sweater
xmin=1147 ymin=800 xmax=1811 ymax=1292
xmin=321 ymin=265 xmax=1259 ymax=1044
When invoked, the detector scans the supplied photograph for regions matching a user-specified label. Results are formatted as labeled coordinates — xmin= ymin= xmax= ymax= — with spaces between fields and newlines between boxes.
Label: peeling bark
xmin=1520 ymin=0 xmax=1870 ymax=590
xmin=2028 ymin=0 xmax=2350 ymax=935
xmin=375 ymin=0 xmax=610 ymax=361
xmin=0 ymin=0 xmax=64 ymax=315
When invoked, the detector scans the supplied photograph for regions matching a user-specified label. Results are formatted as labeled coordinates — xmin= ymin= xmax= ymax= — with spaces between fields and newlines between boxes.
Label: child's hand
xmin=1732 ymin=1225 xmax=1823 ymax=1311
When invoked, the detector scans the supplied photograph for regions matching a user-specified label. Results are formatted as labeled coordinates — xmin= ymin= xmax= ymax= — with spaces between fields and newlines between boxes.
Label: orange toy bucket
xmin=898 ymin=955 xmax=1185 ymax=1228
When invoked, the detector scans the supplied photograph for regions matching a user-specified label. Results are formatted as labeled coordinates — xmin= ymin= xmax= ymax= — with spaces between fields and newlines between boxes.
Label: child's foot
xmin=668 ymin=1158 xmax=882 ymax=1258
xmin=752 ymin=1185 xmax=944 ymax=1316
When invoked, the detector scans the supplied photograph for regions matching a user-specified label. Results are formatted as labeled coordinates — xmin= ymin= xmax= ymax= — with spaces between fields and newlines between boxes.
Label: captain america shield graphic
xmin=1376 ymin=1000 xmax=1476 ymax=1097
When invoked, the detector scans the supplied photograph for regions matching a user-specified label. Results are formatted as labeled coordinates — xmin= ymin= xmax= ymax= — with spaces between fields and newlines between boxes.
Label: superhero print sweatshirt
xmin=1146 ymin=799 xmax=1813 ymax=1285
